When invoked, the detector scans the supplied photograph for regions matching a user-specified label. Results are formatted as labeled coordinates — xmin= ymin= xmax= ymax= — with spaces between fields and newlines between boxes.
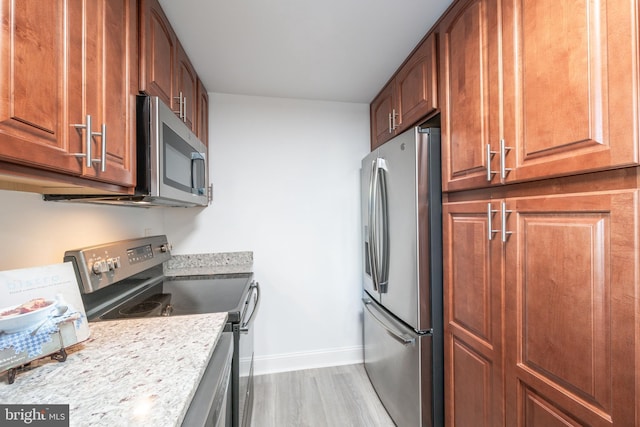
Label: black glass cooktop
xmin=88 ymin=273 xmax=253 ymax=323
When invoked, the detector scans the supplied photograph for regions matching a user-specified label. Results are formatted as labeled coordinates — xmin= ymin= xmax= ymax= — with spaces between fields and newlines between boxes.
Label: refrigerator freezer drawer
xmin=363 ymin=297 xmax=433 ymax=427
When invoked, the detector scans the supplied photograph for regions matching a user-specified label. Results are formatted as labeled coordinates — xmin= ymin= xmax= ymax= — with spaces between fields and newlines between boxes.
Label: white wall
xmin=0 ymin=93 xmax=370 ymax=375
xmin=163 ymin=93 xmax=370 ymax=374
xmin=0 ymin=190 xmax=165 ymax=270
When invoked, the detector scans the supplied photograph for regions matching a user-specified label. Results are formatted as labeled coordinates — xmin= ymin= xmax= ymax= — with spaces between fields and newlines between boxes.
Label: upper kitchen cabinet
xmin=501 ymin=0 xmax=639 ymax=183
xmin=439 ymin=0 xmax=501 ymax=192
xmin=440 ymin=0 xmax=640 ymax=192
xmin=82 ymin=0 xmax=138 ymax=186
xmin=139 ymin=0 xmax=207 ymax=136
xmin=196 ymin=79 xmax=209 ymax=146
xmin=176 ymin=42 xmax=197 ymax=132
xmin=139 ymin=0 xmax=176 ymax=109
xmin=0 ymin=0 xmax=136 ymax=191
xmin=370 ymin=83 xmax=396 ymax=148
xmin=370 ymin=33 xmax=438 ymax=150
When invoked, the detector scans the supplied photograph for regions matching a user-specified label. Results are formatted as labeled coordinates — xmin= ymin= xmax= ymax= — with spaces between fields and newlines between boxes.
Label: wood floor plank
xmin=251 ymin=364 xmax=395 ymax=427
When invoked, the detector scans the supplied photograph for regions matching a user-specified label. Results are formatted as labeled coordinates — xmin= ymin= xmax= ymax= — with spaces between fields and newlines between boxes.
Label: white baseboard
xmin=253 ymin=345 xmax=363 ymax=376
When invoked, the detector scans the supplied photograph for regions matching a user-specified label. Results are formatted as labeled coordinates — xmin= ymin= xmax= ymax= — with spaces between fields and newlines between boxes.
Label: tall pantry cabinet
xmin=438 ymin=0 xmax=640 ymax=426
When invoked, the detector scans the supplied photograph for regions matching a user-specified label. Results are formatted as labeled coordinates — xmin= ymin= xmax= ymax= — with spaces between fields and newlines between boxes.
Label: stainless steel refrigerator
xmin=361 ymin=125 xmax=443 ymax=427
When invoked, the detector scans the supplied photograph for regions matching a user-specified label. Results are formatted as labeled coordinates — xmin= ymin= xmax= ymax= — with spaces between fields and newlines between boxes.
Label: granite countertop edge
xmin=0 ymin=312 xmax=228 ymax=427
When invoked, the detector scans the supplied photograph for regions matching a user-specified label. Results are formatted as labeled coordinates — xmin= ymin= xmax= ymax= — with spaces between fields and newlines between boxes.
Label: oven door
xmin=182 ymin=332 xmax=233 ymax=427
xmin=237 ymin=281 xmax=260 ymax=427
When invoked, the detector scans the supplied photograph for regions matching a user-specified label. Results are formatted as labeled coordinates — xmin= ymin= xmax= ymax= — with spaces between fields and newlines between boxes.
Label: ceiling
xmin=157 ymin=0 xmax=453 ymax=104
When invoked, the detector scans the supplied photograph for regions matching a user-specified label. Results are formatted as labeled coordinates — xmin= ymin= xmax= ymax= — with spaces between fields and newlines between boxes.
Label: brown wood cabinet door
xmin=80 ymin=0 xmax=136 ymax=186
xmin=502 ymin=0 xmax=640 ymax=182
xmin=196 ymin=79 xmax=209 ymax=146
xmin=370 ymin=83 xmax=395 ymax=150
xmin=176 ymin=42 xmax=197 ymax=132
xmin=439 ymin=0 xmax=501 ymax=192
xmin=443 ymin=200 xmax=504 ymax=427
xmin=139 ymin=0 xmax=176 ymax=109
xmin=395 ymin=32 xmax=438 ymax=134
xmin=0 ymin=0 xmax=82 ymax=174
xmin=504 ymin=191 xmax=638 ymax=426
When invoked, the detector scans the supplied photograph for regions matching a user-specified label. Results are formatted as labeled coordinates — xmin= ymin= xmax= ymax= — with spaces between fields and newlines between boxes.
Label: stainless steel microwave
xmin=133 ymin=95 xmax=209 ymax=207
xmin=45 ymin=96 xmax=209 ymax=207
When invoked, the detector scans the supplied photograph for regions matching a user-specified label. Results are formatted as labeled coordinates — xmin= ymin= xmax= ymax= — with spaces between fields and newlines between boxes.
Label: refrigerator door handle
xmin=368 ymin=159 xmax=379 ymax=292
xmin=377 ymin=159 xmax=390 ymax=293
xmin=363 ymin=298 xmax=415 ymax=345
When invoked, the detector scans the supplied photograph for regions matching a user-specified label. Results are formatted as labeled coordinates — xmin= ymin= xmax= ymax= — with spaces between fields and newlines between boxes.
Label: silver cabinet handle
xmin=72 ymin=115 xmax=104 ymax=170
xmin=487 ymin=203 xmax=499 ymax=241
xmin=391 ymin=109 xmax=398 ymax=130
xmin=182 ymin=96 xmax=187 ymax=123
xmin=486 ymin=144 xmax=498 ymax=182
xmin=174 ymin=91 xmax=184 ymax=119
xmin=388 ymin=112 xmax=393 ymax=134
xmin=363 ymin=298 xmax=415 ymax=345
xmin=501 ymin=202 xmax=513 ymax=242
xmin=500 ymin=139 xmax=512 ymax=179
xmin=72 ymin=115 xmax=93 ymax=168
xmin=95 ymin=123 xmax=106 ymax=172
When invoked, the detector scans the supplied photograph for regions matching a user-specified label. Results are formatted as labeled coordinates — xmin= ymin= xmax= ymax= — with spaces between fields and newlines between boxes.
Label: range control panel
xmin=64 ymin=235 xmax=172 ymax=294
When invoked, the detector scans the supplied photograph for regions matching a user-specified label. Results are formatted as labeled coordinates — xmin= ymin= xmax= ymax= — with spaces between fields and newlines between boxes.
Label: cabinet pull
xmin=487 ymin=203 xmax=500 ymax=241
xmin=486 ymin=144 xmax=498 ymax=182
xmin=388 ymin=113 xmax=393 ymax=134
xmin=182 ymin=96 xmax=187 ymax=123
xmin=174 ymin=91 xmax=184 ymax=119
xmin=391 ymin=109 xmax=398 ymax=130
xmin=90 ymin=122 xmax=106 ymax=172
xmin=500 ymin=139 xmax=513 ymax=179
xmin=72 ymin=115 xmax=103 ymax=169
xmin=97 ymin=123 xmax=107 ymax=173
xmin=501 ymin=202 xmax=513 ymax=242
xmin=72 ymin=115 xmax=93 ymax=168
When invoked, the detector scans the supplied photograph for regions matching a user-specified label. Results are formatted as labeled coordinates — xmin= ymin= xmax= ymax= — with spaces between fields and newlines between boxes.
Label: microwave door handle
xmin=191 ymin=152 xmax=206 ymax=194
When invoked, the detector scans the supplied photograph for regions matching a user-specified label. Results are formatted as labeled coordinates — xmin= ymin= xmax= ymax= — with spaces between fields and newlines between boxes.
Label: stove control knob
xmin=113 ymin=257 xmax=121 ymax=269
xmin=92 ymin=261 xmax=108 ymax=275
xmin=92 ymin=262 xmax=101 ymax=274
xmin=107 ymin=259 xmax=115 ymax=271
xmin=160 ymin=243 xmax=172 ymax=253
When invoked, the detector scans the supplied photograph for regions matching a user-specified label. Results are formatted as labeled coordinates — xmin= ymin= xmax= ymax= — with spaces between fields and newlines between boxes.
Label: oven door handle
xmin=240 ymin=281 xmax=260 ymax=333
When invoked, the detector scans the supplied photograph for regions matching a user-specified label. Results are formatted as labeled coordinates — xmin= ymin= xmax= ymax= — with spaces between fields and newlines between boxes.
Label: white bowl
xmin=0 ymin=300 xmax=56 ymax=334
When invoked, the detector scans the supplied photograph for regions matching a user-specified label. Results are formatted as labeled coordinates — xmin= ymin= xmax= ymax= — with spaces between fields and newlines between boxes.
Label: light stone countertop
xmin=0 ymin=312 xmax=228 ymax=427
xmin=164 ymin=252 xmax=253 ymax=276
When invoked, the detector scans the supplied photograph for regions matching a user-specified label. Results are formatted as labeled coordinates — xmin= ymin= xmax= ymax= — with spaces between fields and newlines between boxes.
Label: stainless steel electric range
xmin=63 ymin=235 xmax=259 ymax=427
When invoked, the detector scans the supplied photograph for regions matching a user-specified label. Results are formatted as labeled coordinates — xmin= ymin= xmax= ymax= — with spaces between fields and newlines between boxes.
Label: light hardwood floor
xmin=251 ymin=364 xmax=395 ymax=427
